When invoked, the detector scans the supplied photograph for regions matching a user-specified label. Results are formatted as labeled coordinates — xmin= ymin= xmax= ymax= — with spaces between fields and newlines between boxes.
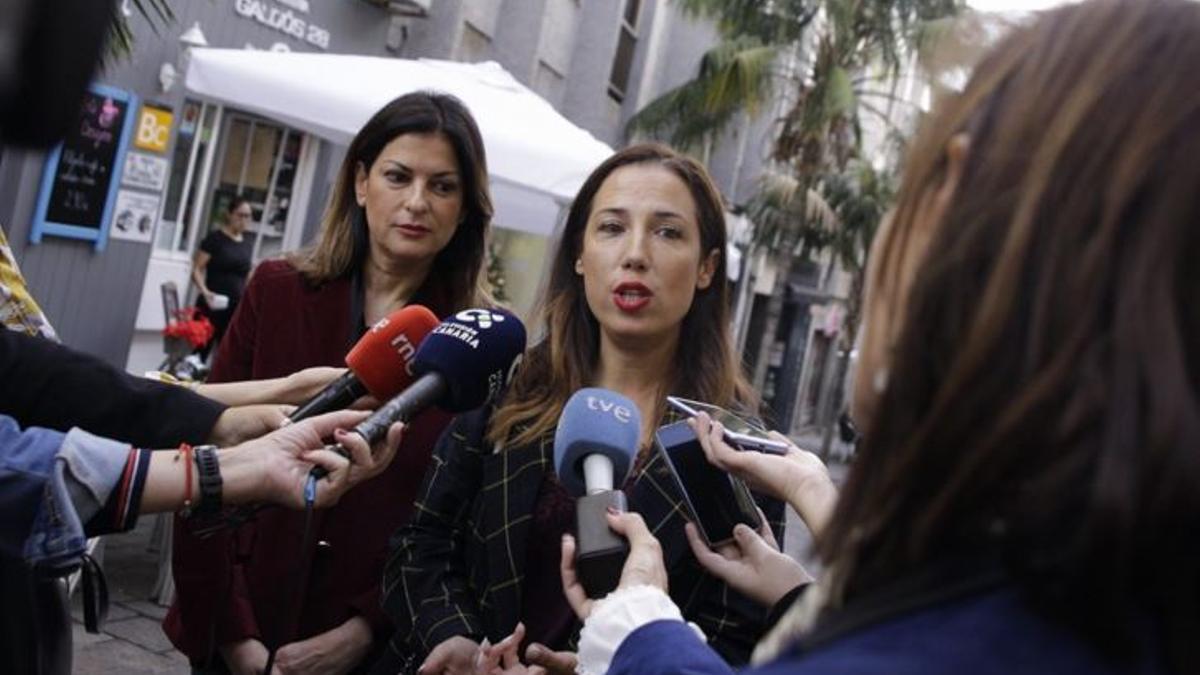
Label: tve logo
xmin=134 ymin=104 xmax=174 ymax=153
xmin=586 ymin=395 xmax=634 ymax=424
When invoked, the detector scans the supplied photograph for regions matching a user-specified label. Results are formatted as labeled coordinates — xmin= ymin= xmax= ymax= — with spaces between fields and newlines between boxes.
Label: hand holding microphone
xmin=553 ymin=388 xmax=641 ymax=598
xmin=309 ymin=308 xmax=527 ymax=480
xmin=289 ymin=305 xmax=440 ymax=422
xmin=562 ymin=510 xmax=668 ymax=620
xmin=260 ymin=309 xmax=524 ymax=675
xmin=194 ymin=308 xmax=525 ymax=535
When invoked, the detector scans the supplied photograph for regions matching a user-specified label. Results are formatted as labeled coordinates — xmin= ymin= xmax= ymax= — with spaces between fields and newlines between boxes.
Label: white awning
xmin=185 ymin=49 xmax=613 ymax=236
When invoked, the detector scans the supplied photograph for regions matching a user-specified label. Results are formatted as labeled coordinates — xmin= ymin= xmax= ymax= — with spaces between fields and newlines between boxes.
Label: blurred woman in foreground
xmin=562 ymin=2 xmax=1200 ymax=674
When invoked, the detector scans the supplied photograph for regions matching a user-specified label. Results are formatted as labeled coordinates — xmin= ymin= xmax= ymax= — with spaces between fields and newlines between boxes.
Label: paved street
xmin=70 ymin=518 xmax=188 ymax=674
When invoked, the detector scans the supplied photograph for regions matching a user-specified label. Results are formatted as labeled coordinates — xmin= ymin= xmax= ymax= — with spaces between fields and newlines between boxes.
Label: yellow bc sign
xmin=134 ymin=104 xmax=174 ymax=153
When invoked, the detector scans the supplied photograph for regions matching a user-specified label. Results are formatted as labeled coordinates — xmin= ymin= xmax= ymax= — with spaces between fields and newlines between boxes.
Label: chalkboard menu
xmin=30 ymin=84 xmax=137 ymax=251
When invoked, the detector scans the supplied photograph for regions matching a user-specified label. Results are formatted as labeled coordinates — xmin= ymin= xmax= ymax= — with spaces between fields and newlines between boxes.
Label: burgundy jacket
xmin=163 ymin=259 xmax=453 ymax=667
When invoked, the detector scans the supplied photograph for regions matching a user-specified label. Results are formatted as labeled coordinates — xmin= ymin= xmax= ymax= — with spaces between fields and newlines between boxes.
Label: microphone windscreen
xmin=411 ymin=308 xmax=527 ymax=412
xmin=553 ymin=388 xmax=641 ymax=498
xmin=345 ymin=305 xmax=440 ymax=399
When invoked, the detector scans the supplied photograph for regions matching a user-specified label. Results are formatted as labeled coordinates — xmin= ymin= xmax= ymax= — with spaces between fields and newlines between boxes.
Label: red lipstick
xmin=395 ymin=223 xmax=431 ymax=238
xmin=613 ymin=281 xmax=652 ymax=312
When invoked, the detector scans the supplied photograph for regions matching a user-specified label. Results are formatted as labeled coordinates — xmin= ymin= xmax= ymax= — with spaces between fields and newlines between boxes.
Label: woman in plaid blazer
xmin=379 ymin=144 xmax=785 ymax=674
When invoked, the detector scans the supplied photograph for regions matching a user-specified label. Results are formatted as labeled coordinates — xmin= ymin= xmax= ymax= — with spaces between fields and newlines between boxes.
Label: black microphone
xmin=194 ymin=309 xmax=527 ymax=537
xmin=289 ymin=305 xmax=440 ymax=422
xmin=553 ymin=388 xmax=641 ymax=598
xmin=310 ymin=308 xmax=527 ymax=479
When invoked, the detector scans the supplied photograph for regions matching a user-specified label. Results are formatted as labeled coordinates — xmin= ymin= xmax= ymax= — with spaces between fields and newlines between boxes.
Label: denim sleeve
xmin=0 ymin=415 xmax=130 ymax=571
xmin=0 ymin=415 xmax=64 ymax=560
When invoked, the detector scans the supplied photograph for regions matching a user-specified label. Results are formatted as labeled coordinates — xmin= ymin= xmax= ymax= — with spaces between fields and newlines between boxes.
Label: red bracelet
xmin=112 ymin=448 xmax=138 ymax=529
xmin=178 ymin=443 xmax=194 ymax=513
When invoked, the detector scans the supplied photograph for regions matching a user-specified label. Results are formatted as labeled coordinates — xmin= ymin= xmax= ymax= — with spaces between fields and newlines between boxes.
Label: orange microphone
xmin=288 ymin=305 xmax=440 ymax=422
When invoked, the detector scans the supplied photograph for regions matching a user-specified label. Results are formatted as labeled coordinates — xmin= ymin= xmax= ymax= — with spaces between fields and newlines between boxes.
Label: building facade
xmin=0 ymin=0 xmax=785 ymax=389
xmin=0 ymin=0 xmax=395 ymax=368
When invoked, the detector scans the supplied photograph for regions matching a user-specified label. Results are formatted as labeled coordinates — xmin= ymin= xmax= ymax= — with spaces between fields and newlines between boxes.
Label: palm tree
xmin=107 ymin=0 xmax=176 ymax=62
xmin=630 ymin=0 xmax=960 ymax=438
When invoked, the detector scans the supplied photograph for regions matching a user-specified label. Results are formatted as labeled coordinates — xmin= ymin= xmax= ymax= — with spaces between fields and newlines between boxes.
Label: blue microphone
xmin=554 ymin=388 xmax=641 ymax=597
xmin=313 ymin=308 xmax=526 ymax=478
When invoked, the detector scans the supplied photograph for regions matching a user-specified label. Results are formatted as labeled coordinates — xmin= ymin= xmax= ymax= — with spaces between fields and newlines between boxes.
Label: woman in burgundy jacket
xmin=164 ymin=91 xmax=497 ymax=675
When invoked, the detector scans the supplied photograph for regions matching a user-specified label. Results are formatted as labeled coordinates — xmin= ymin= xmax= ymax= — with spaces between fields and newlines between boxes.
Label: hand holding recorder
xmin=666 ymin=396 xmax=790 ymax=454
xmin=289 ymin=305 xmax=440 ymax=422
xmin=689 ymin=412 xmax=837 ymax=539
xmin=310 ymin=308 xmax=527 ymax=480
xmin=655 ymin=419 xmax=763 ymax=548
xmin=199 ymin=309 xmax=526 ymax=534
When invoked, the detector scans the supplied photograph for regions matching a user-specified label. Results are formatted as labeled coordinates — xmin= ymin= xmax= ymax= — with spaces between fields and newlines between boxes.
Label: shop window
xmin=156 ymin=100 xmax=219 ymax=255
xmin=210 ymin=114 xmax=301 ymax=262
xmin=608 ymin=0 xmax=640 ymax=102
xmin=155 ymin=104 xmax=307 ymax=263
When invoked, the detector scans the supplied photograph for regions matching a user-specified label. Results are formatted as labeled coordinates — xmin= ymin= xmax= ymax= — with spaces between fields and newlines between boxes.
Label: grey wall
xmin=491 ymin=0 xmax=550 ymax=85
xmin=397 ymin=1 xmax=465 ymax=60
xmin=0 ymin=148 xmax=152 ymax=364
xmin=557 ymin=0 xmax=625 ymax=145
xmin=0 ymin=1 xmax=396 ymax=366
xmin=2 ymin=0 xmax=785 ymax=365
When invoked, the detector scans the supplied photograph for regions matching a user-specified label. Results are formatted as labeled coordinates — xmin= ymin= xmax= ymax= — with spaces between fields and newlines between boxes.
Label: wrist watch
xmin=192 ymin=445 xmax=223 ymax=516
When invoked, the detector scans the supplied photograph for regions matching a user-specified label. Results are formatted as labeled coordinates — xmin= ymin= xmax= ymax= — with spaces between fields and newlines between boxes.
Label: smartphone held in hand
xmin=666 ymin=396 xmax=790 ymax=455
xmin=655 ymin=420 xmax=762 ymax=547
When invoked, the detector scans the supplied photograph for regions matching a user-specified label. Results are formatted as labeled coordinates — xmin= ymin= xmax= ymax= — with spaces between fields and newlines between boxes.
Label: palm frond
xmin=814 ymin=161 xmax=896 ymax=271
xmin=698 ymin=40 xmax=779 ymax=114
xmin=746 ymin=171 xmax=837 ymax=252
xmin=107 ymin=0 xmax=176 ymax=63
xmin=626 ymin=37 xmax=778 ymax=150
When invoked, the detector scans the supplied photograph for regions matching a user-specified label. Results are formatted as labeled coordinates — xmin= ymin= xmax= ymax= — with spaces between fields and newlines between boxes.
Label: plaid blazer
xmin=379 ymin=406 xmax=785 ymax=672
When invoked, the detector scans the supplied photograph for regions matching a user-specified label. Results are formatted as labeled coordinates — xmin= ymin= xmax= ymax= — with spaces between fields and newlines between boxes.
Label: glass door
xmin=207 ymin=114 xmax=303 ymax=262
xmin=155 ymin=99 xmax=222 ymax=257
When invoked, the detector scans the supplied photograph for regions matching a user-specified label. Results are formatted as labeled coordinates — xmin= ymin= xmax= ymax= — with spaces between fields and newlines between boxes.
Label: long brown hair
xmin=488 ymin=143 xmax=755 ymax=447
xmin=290 ymin=91 xmax=493 ymax=312
xmin=821 ymin=1 xmax=1200 ymax=670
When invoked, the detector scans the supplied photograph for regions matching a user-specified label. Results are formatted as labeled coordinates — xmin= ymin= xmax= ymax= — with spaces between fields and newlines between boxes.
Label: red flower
xmin=163 ymin=307 xmax=214 ymax=349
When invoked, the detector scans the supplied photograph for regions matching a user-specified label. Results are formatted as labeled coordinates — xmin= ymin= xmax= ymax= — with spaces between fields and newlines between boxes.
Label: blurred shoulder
xmin=241 ymin=259 xmax=336 ymax=312
xmin=247 ymin=258 xmax=301 ymax=285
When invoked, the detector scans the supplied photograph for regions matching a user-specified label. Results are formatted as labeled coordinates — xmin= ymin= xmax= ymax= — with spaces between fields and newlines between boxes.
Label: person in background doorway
xmin=191 ymin=196 xmax=254 ymax=360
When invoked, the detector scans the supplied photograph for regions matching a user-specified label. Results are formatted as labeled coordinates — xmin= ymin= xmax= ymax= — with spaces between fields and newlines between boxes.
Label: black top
xmin=0 ymin=328 xmax=226 ymax=448
xmin=199 ymin=229 xmax=253 ymax=303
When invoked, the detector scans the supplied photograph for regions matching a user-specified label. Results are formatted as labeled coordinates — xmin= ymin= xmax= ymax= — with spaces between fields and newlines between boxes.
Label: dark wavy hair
xmin=290 ymin=91 xmax=493 ymax=312
xmin=820 ymin=2 xmax=1200 ymax=671
xmin=488 ymin=143 xmax=755 ymax=447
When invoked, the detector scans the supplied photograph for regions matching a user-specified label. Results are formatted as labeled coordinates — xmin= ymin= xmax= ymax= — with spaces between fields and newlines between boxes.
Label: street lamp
xmin=159 ymin=22 xmax=208 ymax=93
